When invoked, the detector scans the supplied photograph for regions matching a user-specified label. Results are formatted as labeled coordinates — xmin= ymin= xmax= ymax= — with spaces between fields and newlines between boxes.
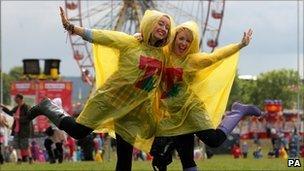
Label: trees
xmin=254 ymin=69 xmax=300 ymax=109
xmin=2 ymin=66 xmax=23 ymax=105
xmin=227 ymin=69 xmax=303 ymax=110
xmin=227 ymin=74 xmax=257 ymax=109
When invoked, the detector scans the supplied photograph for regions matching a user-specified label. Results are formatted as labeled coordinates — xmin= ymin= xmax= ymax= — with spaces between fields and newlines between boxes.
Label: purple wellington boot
xmin=218 ymin=102 xmax=262 ymax=135
xmin=184 ymin=166 xmax=198 ymax=171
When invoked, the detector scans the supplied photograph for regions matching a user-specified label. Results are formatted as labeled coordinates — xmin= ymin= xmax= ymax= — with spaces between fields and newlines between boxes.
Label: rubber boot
xmin=28 ymin=98 xmax=69 ymax=128
xmin=184 ymin=167 xmax=198 ymax=171
xmin=218 ymin=102 xmax=262 ymax=135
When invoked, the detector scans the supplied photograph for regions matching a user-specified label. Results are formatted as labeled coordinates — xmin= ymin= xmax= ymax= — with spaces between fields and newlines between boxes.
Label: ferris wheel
xmin=64 ymin=0 xmax=225 ymax=85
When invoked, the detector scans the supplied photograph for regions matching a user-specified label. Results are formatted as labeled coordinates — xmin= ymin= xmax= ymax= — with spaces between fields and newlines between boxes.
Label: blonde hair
xmin=175 ymin=27 xmax=193 ymax=40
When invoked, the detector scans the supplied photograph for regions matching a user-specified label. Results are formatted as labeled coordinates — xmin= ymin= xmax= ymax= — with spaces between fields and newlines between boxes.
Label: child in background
xmin=279 ymin=146 xmax=288 ymax=159
xmin=253 ymin=146 xmax=263 ymax=159
xmin=241 ymin=141 xmax=249 ymax=158
xmin=30 ymin=141 xmax=40 ymax=162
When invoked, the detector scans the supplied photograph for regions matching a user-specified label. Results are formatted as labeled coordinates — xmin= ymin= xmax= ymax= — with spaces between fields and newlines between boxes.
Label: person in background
xmin=30 ymin=141 xmax=40 ymax=162
xmin=0 ymin=94 xmax=33 ymax=164
xmin=231 ymin=143 xmax=241 ymax=158
xmin=300 ymin=143 xmax=304 ymax=157
xmin=0 ymin=128 xmax=4 ymax=164
xmin=44 ymin=126 xmax=66 ymax=164
xmin=241 ymin=141 xmax=249 ymax=158
xmin=253 ymin=146 xmax=263 ymax=159
xmin=103 ymin=134 xmax=112 ymax=162
xmin=279 ymin=145 xmax=288 ymax=159
xmin=65 ymin=135 xmax=76 ymax=161
xmin=37 ymin=149 xmax=46 ymax=162
xmin=77 ymin=133 xmax=94 ymax=161
xmin=289 ymin=128 xmax=301 ymax=158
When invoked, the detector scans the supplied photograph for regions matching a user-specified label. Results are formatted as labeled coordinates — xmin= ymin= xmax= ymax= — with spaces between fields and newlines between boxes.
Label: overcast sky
xmin=1 ymin=0 xmax=303 ymax=78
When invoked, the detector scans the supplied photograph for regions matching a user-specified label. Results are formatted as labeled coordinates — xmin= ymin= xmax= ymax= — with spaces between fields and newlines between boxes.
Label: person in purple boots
xmin=149 ymin=22 xmax=262 ymax=171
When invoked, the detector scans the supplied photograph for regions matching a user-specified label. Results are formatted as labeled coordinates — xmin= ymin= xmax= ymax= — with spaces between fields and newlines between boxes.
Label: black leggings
xmin=152 ymin=129 xmax=226 ymax=170
xmin=59 ymin=117 xmax=93 ymax=139
xmin=195 ymin=128 xmax=227 ymax=148
xmin=175 ymin=134 xmax=196 ymax=169
xmin=59 ymin=117 xmax=133 ymax=171
xmin=177 ymin=129 xmax=226 ymax=168
xmin=115 ymin=134 xmax=133 ymax=171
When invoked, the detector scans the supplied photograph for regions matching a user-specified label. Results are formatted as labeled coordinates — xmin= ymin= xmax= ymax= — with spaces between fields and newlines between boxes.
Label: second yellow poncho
xmin=155 ymin=21 xmax=241 ymax=136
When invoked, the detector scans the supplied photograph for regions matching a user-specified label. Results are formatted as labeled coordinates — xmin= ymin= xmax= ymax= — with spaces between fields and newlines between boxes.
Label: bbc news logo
xmin=287 ymin=158 xmax=302 ymax=167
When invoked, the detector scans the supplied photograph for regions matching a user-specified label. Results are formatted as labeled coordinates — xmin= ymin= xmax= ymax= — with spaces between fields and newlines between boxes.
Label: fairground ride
xmin=64 ymin=0 xmax=226 ymax=86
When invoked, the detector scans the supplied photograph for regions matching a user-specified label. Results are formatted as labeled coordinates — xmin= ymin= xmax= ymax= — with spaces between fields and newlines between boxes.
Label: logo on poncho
xmin=161 ymin=67 xmax=183 ymax=99
xmin=134 ymin=55 xmax=184 ymax=96
xmin=135 ymin=55 xmax=162 ymax=92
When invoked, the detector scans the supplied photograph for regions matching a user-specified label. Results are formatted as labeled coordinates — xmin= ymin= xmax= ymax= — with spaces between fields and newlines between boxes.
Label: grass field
xmin=1 ymin=155 xmax=303 ymax=171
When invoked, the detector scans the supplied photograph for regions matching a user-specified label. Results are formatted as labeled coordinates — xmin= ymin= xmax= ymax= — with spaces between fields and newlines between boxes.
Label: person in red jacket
xmin=65 ymin=135 xmax=76 ymax=161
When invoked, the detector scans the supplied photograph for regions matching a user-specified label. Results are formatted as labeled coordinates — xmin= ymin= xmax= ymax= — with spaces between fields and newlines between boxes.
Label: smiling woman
xmin=150 ymin=16 xmax=171 ymax=46
xmin=172 ymin=28 xmax=194 ymax=57
xmin=2 ymin=1 xmax=301 ymax=78
xmin=27 ymin=7 xmax=174 ymax=171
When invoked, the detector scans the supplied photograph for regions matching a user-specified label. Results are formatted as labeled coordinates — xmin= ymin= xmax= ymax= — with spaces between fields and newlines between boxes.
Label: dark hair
xmin=45 ymin=126 xmax=54 ymax=136
xmin=15 ymin=94 xmax=23 ymax=100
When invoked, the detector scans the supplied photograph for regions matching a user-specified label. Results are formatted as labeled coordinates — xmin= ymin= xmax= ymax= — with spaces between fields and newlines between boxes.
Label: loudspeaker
xmin=44 ymin=59 xmax=61 ymax=75
xmin=23 ymin=59 xmax=40 ymax=75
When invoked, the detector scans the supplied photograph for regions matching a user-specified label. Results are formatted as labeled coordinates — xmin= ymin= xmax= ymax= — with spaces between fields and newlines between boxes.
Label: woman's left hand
xmin=241 ymin=29 xmax=253 ymax=47
xmin=133 ymin=33 xmax=143 ymax=42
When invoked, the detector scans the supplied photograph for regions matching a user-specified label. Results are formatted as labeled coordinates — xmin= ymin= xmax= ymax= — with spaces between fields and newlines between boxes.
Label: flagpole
xmin=296 ymin=0 xmax=302 ymax=132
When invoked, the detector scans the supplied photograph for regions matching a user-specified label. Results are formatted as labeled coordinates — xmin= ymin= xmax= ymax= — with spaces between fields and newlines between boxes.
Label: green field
xmin=1 ymin=155 xmax=303 ymax=171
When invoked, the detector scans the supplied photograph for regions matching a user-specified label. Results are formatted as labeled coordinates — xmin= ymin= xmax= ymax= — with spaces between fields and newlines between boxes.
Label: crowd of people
xmin=0 ymin=130 xmax=127 ymax=164
xmin=229 ymin=128 xmax=303 ymax=160
xmin=0 ymin=94 xmax=303 ymax=166
xmin=0 ymin=94 xmax=152 ymax=165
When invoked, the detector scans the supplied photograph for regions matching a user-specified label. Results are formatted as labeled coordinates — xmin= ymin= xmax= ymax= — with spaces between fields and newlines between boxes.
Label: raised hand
xmin=241 ymin=29 xmax=253 ymax=47
xmin=60 ymin=7 xmax=69 ymax=28
xmin=59 ymin=6 xmax=75 ymax=34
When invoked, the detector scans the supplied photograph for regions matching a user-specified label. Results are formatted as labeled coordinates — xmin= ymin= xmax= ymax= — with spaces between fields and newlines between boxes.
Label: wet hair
xmin=15 ymin=93 xmax=23 ymax=100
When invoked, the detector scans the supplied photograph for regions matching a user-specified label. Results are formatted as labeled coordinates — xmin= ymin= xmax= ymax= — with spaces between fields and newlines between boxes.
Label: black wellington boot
xmin=28 ymin=98 xmax=69 ymax=128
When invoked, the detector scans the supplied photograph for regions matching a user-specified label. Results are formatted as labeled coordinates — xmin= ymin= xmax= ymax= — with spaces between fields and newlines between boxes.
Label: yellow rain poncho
xmin=155 ymin=21 xmax=242 ymax=136
xmin=76 ymin=10 xmax=173 ymax=152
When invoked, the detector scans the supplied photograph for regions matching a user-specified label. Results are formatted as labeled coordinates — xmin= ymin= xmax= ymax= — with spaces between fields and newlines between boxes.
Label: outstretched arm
xmin=190 ymin=29 xmax=253 ymax=69
xmin=60 ymin=7 xmax=136 ymax=49
xmin=0 ymin=104 xmax=14 ymax=116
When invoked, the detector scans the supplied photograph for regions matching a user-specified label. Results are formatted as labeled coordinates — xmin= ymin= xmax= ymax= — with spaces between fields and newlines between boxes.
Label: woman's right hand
xmin=60 ymin=6 xmax=70 ymax=30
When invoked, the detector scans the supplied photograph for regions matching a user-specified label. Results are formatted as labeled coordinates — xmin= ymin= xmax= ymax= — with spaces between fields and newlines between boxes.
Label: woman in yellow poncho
xmin=150 ymin=22 xmax=262 ymax=171
xmin=28 ymin=7 xmax=174 ymax=171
